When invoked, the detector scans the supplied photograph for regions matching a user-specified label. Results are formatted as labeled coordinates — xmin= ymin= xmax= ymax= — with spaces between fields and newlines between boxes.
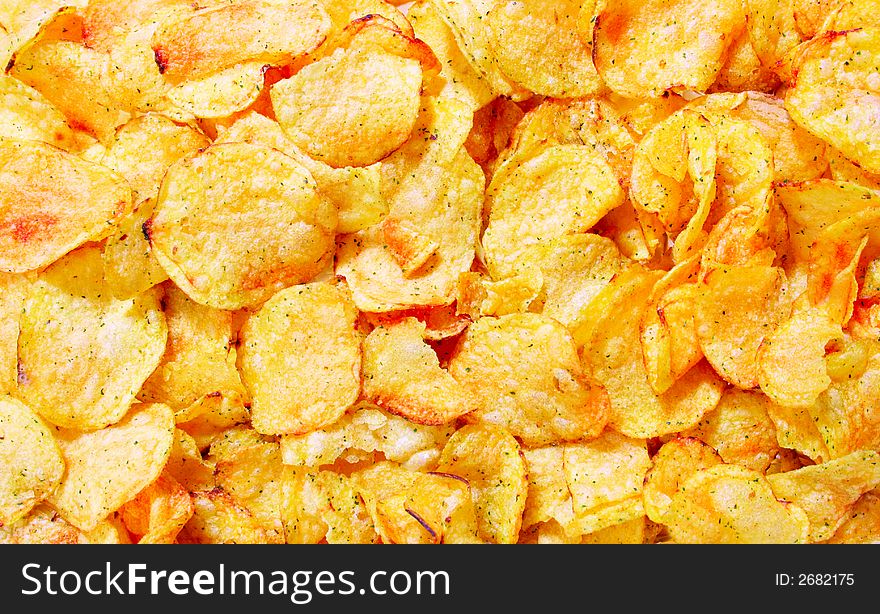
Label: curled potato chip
xmin=238 ymin=281 xmax=360 ymax=436
xmin=214 ymin=439 xmax=284 ymax=540
xmin=768 ymin=450 xmax=880 ymax=542
xmin=0 ymin=395 xmax=64 ymax=525
xmin=1 ymin=504 xmax=87 ymax=544
xmin=0 ymin=272 xmax=29 ymax=395
xmin=522 ymin=446 xmax=571 ymax=531
xmin=436 ymin=424 xmax=527 ymax=544
xmin=352 ymin=461 xmax=481 ymax=544
xmin=0 ymin=73 xmax=79 ymax=149
xmin=280 ymin=403 xmax=453 ymax=470
xmin=120 ymin=473 xmax=193 ymax=544
xmin=165 ymin=428 xmax=214 ymax=493
xmin=165 ymin=62 xmax=267 ymax=120
xmin=695 ymin=264 xmax=791 ymax=389
xmin=448 ymin=313 xmax=609 ymax=446
xmin=683 ymin=389 xmax=779 ymax=472
xmin=757 ymin=308 xmax=843 ymax=407
xmin=767 ymin=403 xmax=831 ymax=463
xmin=826 ymin=491 xmax=880 ymax=544
xmin=139 ymin=284 xmax=247 ymax=418
xmin=711 ymin=26 xmax=780 ymax=94
xmin=786 ymin=29 xmax=880 ymax=175
xmin=17 ymin=245 xmax=167 ymax=430
xmin=643 ymin=437 xmax=724 ymax=523
xmin=284 ymin=469 xmax=377 ymax=544
xmin=102 ymin=198 xmax=170 ymax=300
xmin=665 ymin=464 xmax=810 ymax=544
xmin=487 ymin=0 xmax=601 ymax=98
xmin=482 ymin=143 xmax=624 ymax=279
xmin=593 ymin=0 xmax=744 ymax=98
xmin=581 ymin=266 xmax=724 ymax=438
xmin=178 ymin=489 xmax=272 ymax=544
xmin=47 ymin=402 xmax=175 ymax=531
xmin=456 ymin=269 xmax=543 ymax=319
xmin=272 ymin=44 xmax=422 ymax=168
xmin=363 ymin=317 xmax=474 ymax=425
xmin=150 ymin=142 xmax=337 ymax=309
xmin=363 ymin=304 xmax=469 ymax=342
xmin=0 ymin=138 xmax=132 ymax=273
xmin=151 ymin=0 xmax=330 ymax=82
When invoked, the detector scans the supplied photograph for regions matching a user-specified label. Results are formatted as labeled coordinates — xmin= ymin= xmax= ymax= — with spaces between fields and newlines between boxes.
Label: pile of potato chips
xmin=2 ymin=0 xmax=880 ymax=545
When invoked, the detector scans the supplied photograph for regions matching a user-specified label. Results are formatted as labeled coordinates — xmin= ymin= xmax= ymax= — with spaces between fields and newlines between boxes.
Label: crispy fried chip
xmin=238 ymin=281 xmax=360 ymax=435
xmin=0 ymin=73 xmax=79 ymax=149
xmin=165 ymin=62 xmax=267 ymax=119
xmin=0 ymin=138 xmax=132 ymax=273
xmin=214 ymin=439 xmax=284 ymax=540
xmin=0 ymin=272 xmax=29 ymax=395
xmin=101 ymin=198 xmax=170 ymax=300
xmin=448 ymin=313 xmax=609 ymax=446
xmin=436 ymin=424 xmax=527 ymax=544
xmin=363 ymin=317 xmax=474 ymax=425
xmin=0 ymin=395 xmax=64 ymax=525
xmin=768 ymin=450 xmax=880 ymax=542
xmin=149 ymin=142 xmax=337 ymax=309
xmin=165 ymin=428 xmax=214 ymax=493
xmin=664 ymin=464 xmax=810 ymax=543
xmin=47 ymin=402 xmax=174 ymax=531
xmin=826 ymin=491 xmax=880 ymax=544
xmin=283 ymin=469 xmax=377 ymax=544
xmin=786 ymin=29 xmax=880 ymax=175
xmin=178 ymin=489 xmax=272 ymax=544
xmin=120 ymin=473 xmax=193 ymax=544
xmin=643 ymin=437 xmax=724 ymax=523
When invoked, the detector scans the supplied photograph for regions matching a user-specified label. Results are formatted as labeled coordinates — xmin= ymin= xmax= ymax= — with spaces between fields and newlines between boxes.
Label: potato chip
xmin=643 ymin=437 xmax=724 ymax=523
xmin=482 ymin=143 xmax=624 ymax=279
xmin=214 ymin=439 xmax=284 ymax=540
xmin=786 ymin=29 xmax=880 ymax=175
xmin=0 ymin=504 xmax=87 ymax=544
xmin=47 ymin=402 xmax=174 ymax=531
xmin=825 ymin=490 xmax=880 ymax=544
xmin=456 ymin=269 xmax=543 ymax=318
xmin=768 ymin=450 xmax=880 ymax=542
xmin=238 ymin=281 xmax=360 ymax=436
xmin=280 ymin=403 xmax=454 ymax=470
xmin=149 ymin=142 xmax=337 ymax=309
xmin=767 ymin=403 xmax=831 ymax=463
xmin=176 ymin=400 xmax=251 ymax=453
xmin=744 ymin=0 xmax=804 ymax=74
xmin=757 ymin=308 xmax=843 ymax=407
xmin=487 ymin=0 xmax=602 ymax=98
xmin=0 ymin=138 xmax=132 ymax=273
xmin=352 ymin=461 xmax=481 ymax=544
xmin=581 ymin=266 xmax=724 ymax=438
xmin=363 ymin=317 xmax=474 ymax=425
xmin=0 ymin=73 xmax=80 ymax=149
xmin=448 ymin=313 xmax=609 ymax=446
xmin=521 ymin=446 xmax=571 ymax=530
xmin=711 ymin=26 xmax=780 ymax=94
xmin=0 ymin=395 xmax=64 ymax=524
xmin=593 ymin=0 xmax=744 ymax=98
xmin=684 ymin=389 xmax=780 ymax=471
xmin=828 ymin=148 xmax=880 ymax=190
xmin=695 ymin=264 xmax=791 ymax=389
xmin=283 ymin=469 xmax=377 ymax=544
xmin=165 ymin=61 xmax=267 ymax=120
xmin=120 ymin=473 xmax=193 ymax=544
xmin=0 ymin=272 xmax=29 ymax=395
xmin=9 ymin=40 xmax=126 ymax=142
xmin=272 ymin=44 xmax=422 ymax=168
xmin=165 ymin=428 xmax=214 ymax=492
xmin=664 ymin=464 xmax=810 ymax=543
xmin=101 ymin=198 xmax=170 ymax=300
xmin=151 ymin=0 xmax=329 ymax=82
xmin=579 ymin=516 xmax=647 ymax=544
xmin=178 ymin=489 xmax=273 ymax=544
xmin=363 ymin=304 xmax=469 ymax=342
xmin=435 ymin=424 xmax=527 ymax=544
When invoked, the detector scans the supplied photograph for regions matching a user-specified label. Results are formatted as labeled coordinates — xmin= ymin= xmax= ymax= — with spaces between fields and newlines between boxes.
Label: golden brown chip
xmin=120 ymin=473 xmax=193 ymax=544
xmin=101 ymin=198 xmax=170 ymax=300
xmin=643 ymin=437 xmax=724 ymax=523
xmin=436 ymin=424 xmax=527 ymax=544
xmin=0 ymin=138 xmax=132 ymax=273
xmin=0 ymin=272 xmax=29 ymax=395
xmin=768 ymin=450 xmax=880 ymax=542
xmin=47 ymin=402 xmax=175 ymax=532
xmin=149 ymin=142 xmax=337 ymax=309
xmin=164 ymin=62 xmax=267 ymax=120
xmin=238 ymin=281 xmax=360 ymax=436
xmin=363 ymin=317 xmax=475 ymax=425
xmin=165 ymin=428 xmax=214 ymax=493
xmin=448 ymin=313 xmax=609 ymax=446
xmin=214 ymin=439 xmax=284 ymax=540
xmin=0 ymin=73 xmax=79 ymax=149
xmin=1 ymin=504 xmax=87 ymax=544
xmin=16 ymin=245 xmax=166 ymax=430
xmin=177 ymin=489 xmax=272 ymax=544
xmin=283 ymin=469 xmax=377 ymax=544
xmin=0 ymin=395 xmax=64 ymax=525
xmin=825 ymin=491 xmax=880 ymax=544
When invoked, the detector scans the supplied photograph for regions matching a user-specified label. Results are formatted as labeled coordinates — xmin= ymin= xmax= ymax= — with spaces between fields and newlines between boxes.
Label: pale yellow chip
xmin=522 ymin=446 xmax=571 ymax=530
xmin=214 ymin=439 xmax=284 ymax=540
xmin=767 ymin=403 xmax=831 ymax=463
xmin=684 ymin=389 xmax=780 ymax=472
xmin=280 ymin=403 xmax=454 ymax=470
xmin=0 ymin=395 xmax=64 ymax=525
xmin=0 ymin=73 xmax=78 ymax=149
xmin=139 ymin=284 xmax=248 ymax=418
xmin=664 ymin=464 xmax=810 ymax=544
xmin=436 ymin=424 xmax=527 ymax=544
xmin=238 ymin=281 xmax=360 ymax=436
xmin=448 ymin=313 xmax=609 ymax=446
xmin=580 ymin=266 xmax=724 ymax=438
xmin=826 ymin=491 xmax=880 ymax=544
xmin=272 ymin=45 xmax=422 ymax=168
xmin=351 ymin=461 xmax=481 ymax=544
xmin=593 ymin=0 xmax=745 ymax=98
xmin=1 ymin=504 xmax=87 ymax=544
xmin=165 ymin=428 xmax=214 ymax=493
xmin=120 ymin=473 xmax=193 ymax=544
xmin=151 ymin=0 xmax=330 ymax=82
xmin=482 ymin=143 xmax=624 ymax=280
xmin=101 ymin=198 xmax=170 ymax=300
xmin=47 ymin=402 xmax=174 ymax=532
xmin=363 ymin=317 xmax=475 ymax=425
xmin=768 ymin=450 xmax=880 ymax=542
xmin=711 ymin=25 xmax=780 ymax=94
xmin=17 ymin=245 xmax=167 ymax=430
xmin=643 ymin=437 xmax=724 ymax=523
xmin=165 ymin=61 xmax=267 ymax=120
xmin=757 ymin=308 xmax=843 ymax=408
xmin=786 ymin=29 xmax=880 ymax=175
xmin=0 ymin=138 xmax=132 ymax=273
xmin=487 ymin=0 xmax=602 ymax=98
xmin=178 ymin=489 xmax=273 ymax=544
xmin=695 ymin=264 xmax=791 ymax=389
xmin=0 ymin=272 xmax=30 ymax=395
xmin=456 ymin=269 xmax=543 ymax=319
xmin=149 ymin=142 xmax=337 ymax=309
